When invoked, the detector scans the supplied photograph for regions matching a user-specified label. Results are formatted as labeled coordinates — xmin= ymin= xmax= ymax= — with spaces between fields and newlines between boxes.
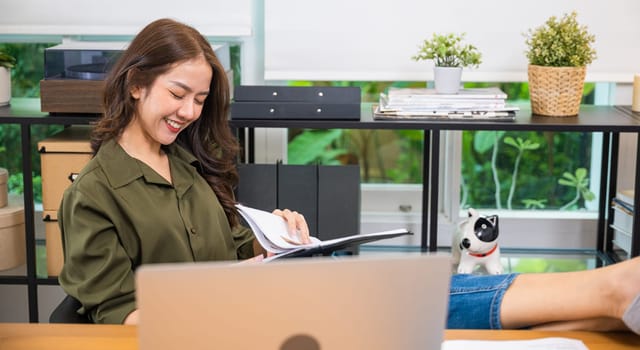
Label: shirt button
xmin=190 ymin=228 xmax=197 ymax=235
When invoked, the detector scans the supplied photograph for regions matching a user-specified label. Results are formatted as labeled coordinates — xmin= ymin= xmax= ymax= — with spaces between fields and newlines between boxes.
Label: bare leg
xmin=531 ymin=317 xmax=626 ymax=332
xmin=500 ymin=256 xmax=640 ymax=330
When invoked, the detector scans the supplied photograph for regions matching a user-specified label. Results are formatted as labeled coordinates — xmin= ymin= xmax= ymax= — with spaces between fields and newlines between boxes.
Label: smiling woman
xmin=56 ymin=18 xmax=309 ymax=325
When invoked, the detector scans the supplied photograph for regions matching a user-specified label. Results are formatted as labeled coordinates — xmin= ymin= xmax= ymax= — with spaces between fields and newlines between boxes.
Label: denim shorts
xmin=447 ymin=273 xmax=519 ymax=329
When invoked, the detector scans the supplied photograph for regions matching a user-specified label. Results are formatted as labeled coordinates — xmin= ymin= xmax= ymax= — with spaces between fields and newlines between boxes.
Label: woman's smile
xmin=164 ymin=117 xmax=183 ymax=133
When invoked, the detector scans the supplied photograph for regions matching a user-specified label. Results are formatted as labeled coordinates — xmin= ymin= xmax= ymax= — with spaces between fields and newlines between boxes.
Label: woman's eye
xmin=195 ymin=99 xmax=205 ymax=106
xmin=170 ymin=91 xmax=184 ymax=99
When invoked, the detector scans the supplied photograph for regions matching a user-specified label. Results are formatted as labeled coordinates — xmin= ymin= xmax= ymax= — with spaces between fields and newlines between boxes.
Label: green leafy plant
xmin=473 ymin=131 xmax=506 ymax=209
xmin=524 ymin=11 xmax=596 ymax=67
xmin=558 ymin=168 xmax=595 ymax=210
xmin=287 ymin=129 xmax=348 ymax=165
xmin=504 ymin=136 xmax=540 ymax=210
xmin=412 ymin=33 xmax=482 ymax=68
xmin=522 ymin=199 xmax=547 ymax=210
xmin=0 ymin=51 xmax=16 ymax=69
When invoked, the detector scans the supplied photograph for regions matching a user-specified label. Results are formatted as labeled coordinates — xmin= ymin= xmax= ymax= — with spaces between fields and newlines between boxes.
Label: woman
xmin=58 ymin=18 xmax=640 ymax=334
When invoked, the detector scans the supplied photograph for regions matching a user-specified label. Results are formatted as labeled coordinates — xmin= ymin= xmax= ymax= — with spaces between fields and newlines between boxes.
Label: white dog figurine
xmin=452 ymin=208 xmax=503 ymax=275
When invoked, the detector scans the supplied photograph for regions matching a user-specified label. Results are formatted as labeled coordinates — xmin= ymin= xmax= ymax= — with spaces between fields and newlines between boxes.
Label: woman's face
xmin=130 ymin=55 xmax=213 ymax=146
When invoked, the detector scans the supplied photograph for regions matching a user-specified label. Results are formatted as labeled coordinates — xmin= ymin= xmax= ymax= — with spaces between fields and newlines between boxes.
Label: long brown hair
xmin=93 ymin=18 xmax=240 ymax=227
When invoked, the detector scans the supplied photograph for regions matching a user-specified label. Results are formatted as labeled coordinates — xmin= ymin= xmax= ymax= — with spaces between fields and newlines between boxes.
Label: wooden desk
xmin=1 ymin=323 xmax=638 ymax=350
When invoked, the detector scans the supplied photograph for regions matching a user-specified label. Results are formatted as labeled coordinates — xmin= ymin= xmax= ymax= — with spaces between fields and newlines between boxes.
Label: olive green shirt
xmin=58 ymin=139 xmax=255 ymax=324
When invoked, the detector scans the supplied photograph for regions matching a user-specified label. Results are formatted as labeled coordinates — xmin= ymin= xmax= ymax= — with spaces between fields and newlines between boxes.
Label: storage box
xmin=43 ymin=210 xmax=63 ymax=276
xmin=38 ymin=126 xmax=93 ymax=212
xmin=0 ymin=201 xmax=25 ymax=271
xmin=0 ymin=167 xmax=7 ymax=208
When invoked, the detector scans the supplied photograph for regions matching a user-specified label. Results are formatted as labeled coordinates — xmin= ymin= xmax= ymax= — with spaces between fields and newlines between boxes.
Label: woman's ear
xmin=130 ymin=86 xmax=141 ymax=100
xmin=127 ymin=69 xmax=141 ymax=100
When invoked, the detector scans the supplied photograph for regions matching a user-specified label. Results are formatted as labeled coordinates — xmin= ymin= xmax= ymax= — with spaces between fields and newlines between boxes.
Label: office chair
xmin=49 ymin=294 xmax=92 ymax=323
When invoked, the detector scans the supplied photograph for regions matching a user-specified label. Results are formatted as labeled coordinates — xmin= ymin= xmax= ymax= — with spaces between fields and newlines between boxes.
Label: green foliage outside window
xmin=0 ymin=43 xmax=53 ymax=97
xmin=0 ymin=42 xmax=63 ymax=202
xmin=461 ymin=130 xmax=594 ymax=210
xmin=287 ymin=80 xmax=597 ymax=210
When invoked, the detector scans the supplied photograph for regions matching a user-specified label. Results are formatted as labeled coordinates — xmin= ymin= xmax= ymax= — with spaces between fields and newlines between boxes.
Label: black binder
xmin=231 ymin=85 xmax=361 ymax=120
xmin=235 ymin=163 xmax=361 ymax=253
xmin=234 ymin=85 xmax=360 ymax=103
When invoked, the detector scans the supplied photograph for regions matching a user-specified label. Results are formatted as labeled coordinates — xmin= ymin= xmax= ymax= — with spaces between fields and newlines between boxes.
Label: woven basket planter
xmin=528 ymin=65 xmax=586 ymax=117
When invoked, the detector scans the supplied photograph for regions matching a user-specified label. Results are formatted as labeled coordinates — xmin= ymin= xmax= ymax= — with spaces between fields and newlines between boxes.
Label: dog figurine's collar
xmin=468 ymin=244 xmax=498 ymax=258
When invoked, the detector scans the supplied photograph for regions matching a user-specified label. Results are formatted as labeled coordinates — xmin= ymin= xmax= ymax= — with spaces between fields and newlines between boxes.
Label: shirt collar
xmin=97 ymin=139 xmax=201 ymax=192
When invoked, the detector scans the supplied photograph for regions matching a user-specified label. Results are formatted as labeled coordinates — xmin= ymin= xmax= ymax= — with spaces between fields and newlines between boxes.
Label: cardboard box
xmin=38 ymin=126 xmax=93 ymax=212
xmin=0 ymin=201 xmax=25 ymax=271
xmin=43 ymin=210 xmax=63 ymax=276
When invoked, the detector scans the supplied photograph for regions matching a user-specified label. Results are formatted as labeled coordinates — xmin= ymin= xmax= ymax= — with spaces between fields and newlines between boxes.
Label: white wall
xmin=265 ymin=0 xmax=640 ymax=82
xmin=0 ymin=0 xmax=253 ymax=36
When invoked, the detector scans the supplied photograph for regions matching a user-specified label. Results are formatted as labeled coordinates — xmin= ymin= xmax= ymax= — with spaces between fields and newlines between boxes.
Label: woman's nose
xmin=177 ymin=100 xmax=197 ymax=120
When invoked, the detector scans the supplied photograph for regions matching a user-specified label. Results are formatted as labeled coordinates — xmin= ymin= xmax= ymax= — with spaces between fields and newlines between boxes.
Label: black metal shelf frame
xmin=0 ymin=105 xmax=96 ymax=322
xmin=230 ymin=104 xmax=640 ymax=262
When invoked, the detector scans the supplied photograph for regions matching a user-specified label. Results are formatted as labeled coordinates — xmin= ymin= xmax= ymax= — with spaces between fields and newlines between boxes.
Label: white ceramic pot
xmin=0 ymin=67 xmax=11 ymax=106
xmin=433 ymin=66 xmax=462 ymax=94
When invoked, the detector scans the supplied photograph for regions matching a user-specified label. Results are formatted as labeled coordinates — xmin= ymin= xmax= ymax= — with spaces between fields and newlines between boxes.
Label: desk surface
xmin=1 ymin=323 xmax=638 ymax=350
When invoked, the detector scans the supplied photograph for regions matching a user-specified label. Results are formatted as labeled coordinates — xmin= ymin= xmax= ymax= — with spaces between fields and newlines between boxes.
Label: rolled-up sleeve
xmin=232 ymin=224 xmax=256 ymax=259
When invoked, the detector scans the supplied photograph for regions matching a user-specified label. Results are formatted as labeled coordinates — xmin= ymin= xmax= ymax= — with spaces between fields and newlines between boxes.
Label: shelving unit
xmin=2 ymin=99 xmax=640 ymax=322
xmin=0 ymin=99 xmax=97 ymax=322
xmin=230 ymin=103 xmax=640 ymax=261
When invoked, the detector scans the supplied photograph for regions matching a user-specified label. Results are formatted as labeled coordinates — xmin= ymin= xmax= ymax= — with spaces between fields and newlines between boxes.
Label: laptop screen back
xmin=136 ymin=254 xmax=451 ymax=350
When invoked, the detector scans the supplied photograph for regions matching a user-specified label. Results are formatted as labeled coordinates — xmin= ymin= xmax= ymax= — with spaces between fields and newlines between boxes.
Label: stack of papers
xmin=374 ymin=87 xmax=518 ymax=121
xmin=442 ymin=337 xmax=588 ymax=350
xmin=610 ymin=189 xmax=634 ymax=256
xmin=235 ymin=204 xmax=412 ymax=260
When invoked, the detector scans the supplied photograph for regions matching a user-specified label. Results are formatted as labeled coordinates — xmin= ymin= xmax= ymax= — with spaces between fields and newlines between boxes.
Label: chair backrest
xmin=49 ymin=294 xmax=92 ymax=323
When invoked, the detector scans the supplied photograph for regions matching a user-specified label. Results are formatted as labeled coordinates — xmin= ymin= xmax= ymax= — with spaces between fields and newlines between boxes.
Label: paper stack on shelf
xmin=374 ymin=87 xmax=518 ymax=121
xmin=611 ymin=189 xmax=634 ymax=256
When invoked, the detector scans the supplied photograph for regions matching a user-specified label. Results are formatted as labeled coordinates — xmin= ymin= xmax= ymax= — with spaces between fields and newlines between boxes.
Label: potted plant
xmin=524 ymin=11 xmax=597 ymax=116
xmin=0 ymin=51 xmax=16 ymax=106
xmin=412 ymin=33 xmax=482 ymax=94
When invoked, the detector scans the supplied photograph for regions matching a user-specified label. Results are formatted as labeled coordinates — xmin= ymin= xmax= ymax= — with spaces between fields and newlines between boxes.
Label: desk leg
xmin=421 ymin=130 xmax=431 ymax=252
xmin=605 ymin=133 xmax=619 ymax=261
xmin=234 ymin=127 xmax=255 ymax=164
xmin=248 ymin=128 xmax=255 ymax=163
xmin=596 ymin=131 xmax=609 ymax=254
xmin=429 ymin=130 xmax=440 ymax=252
xmin=21 ymin=124 xmax=39 ymax=322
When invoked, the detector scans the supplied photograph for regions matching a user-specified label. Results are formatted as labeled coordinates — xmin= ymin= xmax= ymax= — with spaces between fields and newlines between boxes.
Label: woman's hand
xmin=124 ymin=309 xmax=140 ymax=325
xmin=272 ymin=209 xmax=311 ymax=244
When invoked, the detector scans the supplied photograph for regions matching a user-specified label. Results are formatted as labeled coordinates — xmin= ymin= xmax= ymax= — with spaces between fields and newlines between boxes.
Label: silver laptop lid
xmin=136 ymin=254 xmax=450 ymax=350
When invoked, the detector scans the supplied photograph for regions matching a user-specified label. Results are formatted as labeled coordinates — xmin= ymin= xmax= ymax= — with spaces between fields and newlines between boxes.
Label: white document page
xmin=442 ymin=337 xmax=588 ymax=350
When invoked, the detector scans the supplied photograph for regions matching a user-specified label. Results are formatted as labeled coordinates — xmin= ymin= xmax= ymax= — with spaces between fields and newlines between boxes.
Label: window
xmin=284 ymin=81 xmax=605 ymax=250
xmin=0 ymin=42 xmax=63 ymax=201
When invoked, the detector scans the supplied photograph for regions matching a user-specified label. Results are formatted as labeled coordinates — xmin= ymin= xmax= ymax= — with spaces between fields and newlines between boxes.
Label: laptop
xmin=135 ymin=254 xmax=451 ymax=350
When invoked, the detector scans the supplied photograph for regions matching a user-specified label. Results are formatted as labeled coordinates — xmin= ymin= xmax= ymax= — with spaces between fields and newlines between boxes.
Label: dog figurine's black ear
xmin=486 ymin=215 xmax=498 ymax=228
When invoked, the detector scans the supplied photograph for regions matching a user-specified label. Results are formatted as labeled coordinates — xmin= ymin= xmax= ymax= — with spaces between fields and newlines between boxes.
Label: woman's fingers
xmin=272 ymin=209 xmax=311 ymax=244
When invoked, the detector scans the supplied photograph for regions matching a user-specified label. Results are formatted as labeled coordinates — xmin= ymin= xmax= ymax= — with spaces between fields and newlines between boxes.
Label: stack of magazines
xmin=610 ymin=189 xmax=634 ymax=257
xmin=374 ymin=87 xmax=519 ymax=121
